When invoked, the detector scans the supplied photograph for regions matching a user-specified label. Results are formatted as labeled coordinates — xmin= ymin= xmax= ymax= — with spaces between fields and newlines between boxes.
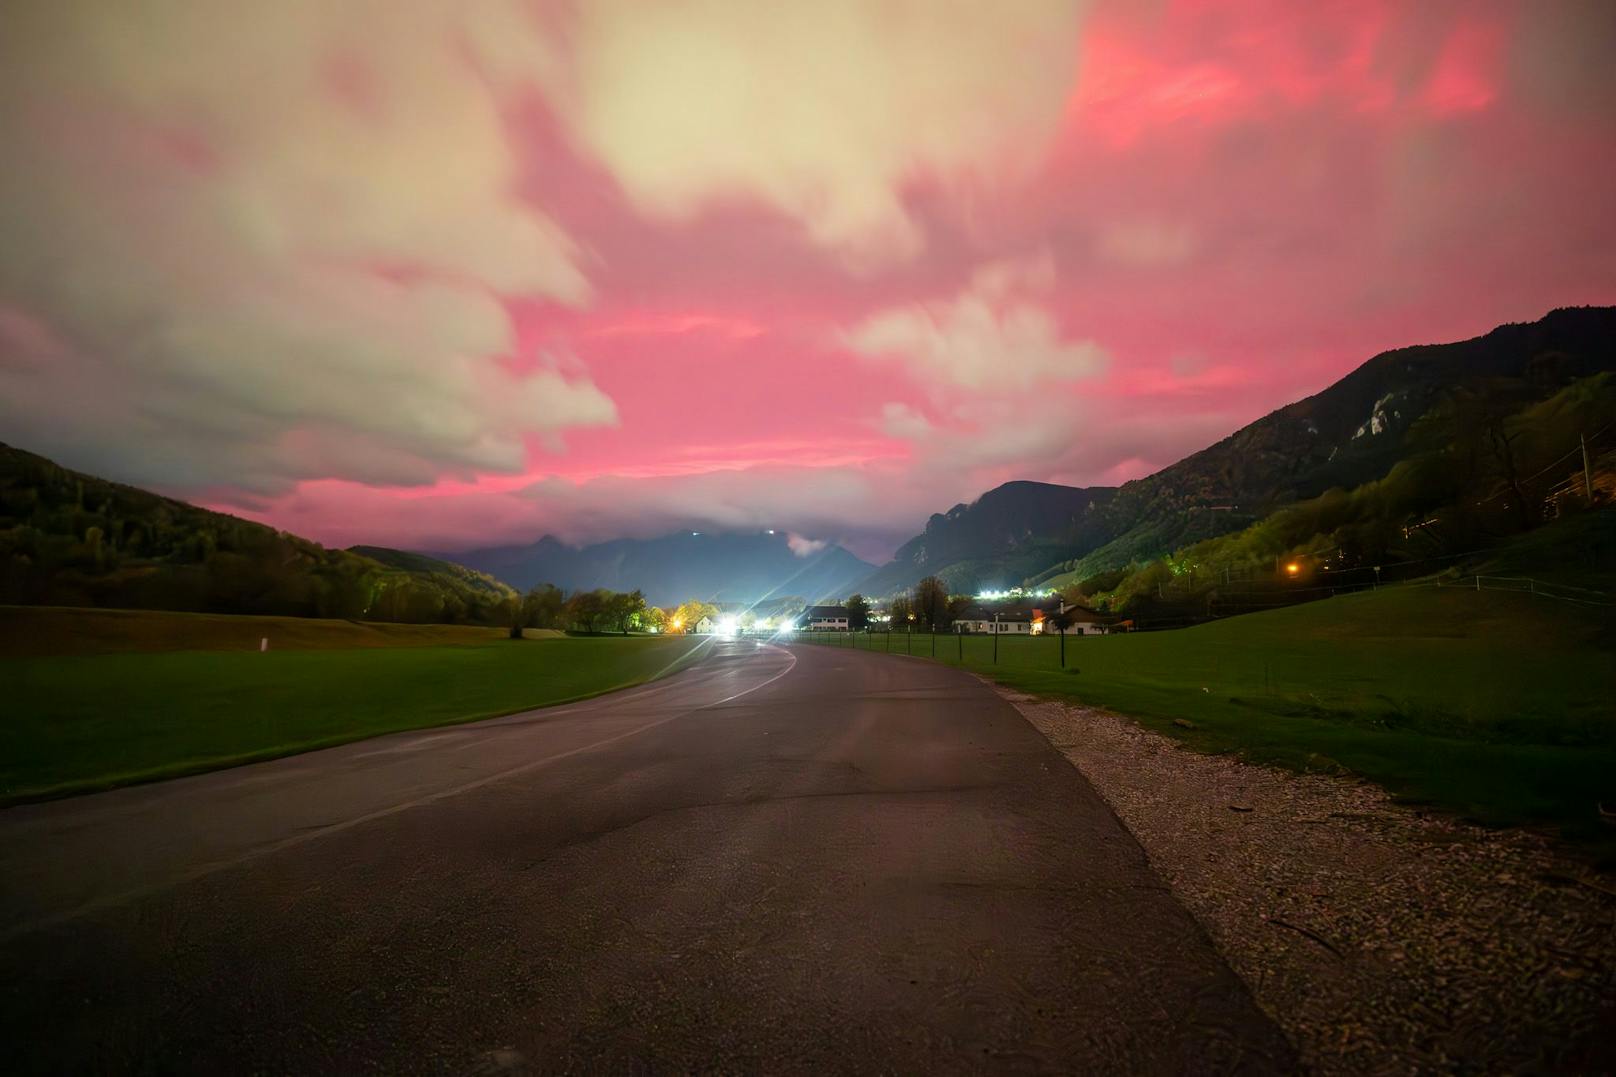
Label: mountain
xmin=861 ymin=306 xmax=1616 ymax=596
xmin=446 ymin=531 xmax=875 ymax=608
xmin=856 ymin=481 xmax=1116 ymax=597
xmin=0 ymin=443 xmax=515 ymax=624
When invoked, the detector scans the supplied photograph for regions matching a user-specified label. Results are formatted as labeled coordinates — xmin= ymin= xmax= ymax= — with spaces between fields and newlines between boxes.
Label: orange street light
xmin=1285 ymin=562 xmax=1301 ymax=577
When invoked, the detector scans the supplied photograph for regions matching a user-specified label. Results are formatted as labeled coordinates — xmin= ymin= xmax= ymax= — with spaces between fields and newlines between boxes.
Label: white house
xmin=953 ymin=607 xmax=1035 ymax=634
xmin=800 ymin=604 xmax=850 ymax=630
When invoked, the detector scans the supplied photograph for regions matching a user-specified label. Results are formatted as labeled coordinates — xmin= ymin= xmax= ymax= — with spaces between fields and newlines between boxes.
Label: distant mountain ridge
xmin=858 ymin=306 xmax=1616 ymax=596
xmin=856 ymin=481 xmax=1115 ymax=597
xmin=444 ymin=531 xmax=875 ymax=608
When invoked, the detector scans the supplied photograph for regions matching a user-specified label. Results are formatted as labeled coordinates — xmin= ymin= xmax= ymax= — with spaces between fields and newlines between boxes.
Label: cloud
xmin=0 ymin=1 xmax=611 ymax=494
xmin=542 ymin=0 xmax=1086 ymax=266
xmin=786 ymin=534 xmax=828 ymax=558
xmin=1096 ymin=219 xmax=1197 ymax=267
xmin=843 ymin=256 xmax=1109 ymax=389
xmin=878 ymin=402 xmax=935 ymax=441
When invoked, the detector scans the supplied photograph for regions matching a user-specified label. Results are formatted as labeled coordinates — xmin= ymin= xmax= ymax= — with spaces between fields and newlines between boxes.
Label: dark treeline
xmin=508 ymin=584 xmax=653 ymax=637
xmin=0 ymin=443 xmax=667 ymax=632
xmin=0 ymin=443 xmax=514 ymax=624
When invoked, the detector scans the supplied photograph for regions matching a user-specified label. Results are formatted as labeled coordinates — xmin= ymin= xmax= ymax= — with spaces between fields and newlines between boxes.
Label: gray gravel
xmin=1004 ymin=690 xmax=1616 ymax=1074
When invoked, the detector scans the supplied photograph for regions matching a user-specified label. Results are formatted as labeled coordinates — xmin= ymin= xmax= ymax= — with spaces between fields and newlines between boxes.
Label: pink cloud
xmin=4 ymin=0 xmax=1613 ymax=564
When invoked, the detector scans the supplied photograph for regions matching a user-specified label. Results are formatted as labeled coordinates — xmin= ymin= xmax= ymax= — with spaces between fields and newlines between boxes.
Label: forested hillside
xmin=1055 ymin=372 xmax=1616 ymax=620
xmin=0 ymin=444 xmax=516 ymax=624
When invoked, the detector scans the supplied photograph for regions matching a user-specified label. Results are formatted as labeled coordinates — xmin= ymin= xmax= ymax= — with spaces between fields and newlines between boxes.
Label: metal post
xmin=957 ymin=626 xmax=963 ymax=662
xmin=993 ymin=612 xmax=999 ymax=664
xmin=930 ymin=629 xmax=935 ymax=658
xmin=907 ymin=624 xmax=912 ymax=655
xmin=1059 ymin=624 xmax=1065 ymax=669
xmin=1584 ymin=432 xmax=1596 ymax=502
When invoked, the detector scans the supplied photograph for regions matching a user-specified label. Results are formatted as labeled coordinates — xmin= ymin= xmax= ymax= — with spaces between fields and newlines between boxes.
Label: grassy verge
xmin=3 ymin=611 xmax=707 ymax=802
xmin=0 ymin=605 xmax=560 ymax=657
xmin=802 ymin=585 xmax=1616 ymax=839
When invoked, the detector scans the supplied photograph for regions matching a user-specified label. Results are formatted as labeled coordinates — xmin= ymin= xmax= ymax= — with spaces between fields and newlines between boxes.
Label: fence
xmin=1439 ymin=575 xmax=1614 ymax=607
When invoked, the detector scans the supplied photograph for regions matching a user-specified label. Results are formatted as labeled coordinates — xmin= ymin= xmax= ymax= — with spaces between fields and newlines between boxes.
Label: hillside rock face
xmin=445 ymin=531 xmax=875 ymax=608
xmin=859 ymin=306 xmax=1616 ymax=595
xmin=857 ymin=481 xmax=1116 ymax=597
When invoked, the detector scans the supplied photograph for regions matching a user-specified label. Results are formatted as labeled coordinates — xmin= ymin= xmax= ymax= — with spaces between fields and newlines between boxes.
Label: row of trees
xmin=505 ymin=588 xmax=727 ymax=638
xmin=843 ymin=577 xmax=975 ymax=633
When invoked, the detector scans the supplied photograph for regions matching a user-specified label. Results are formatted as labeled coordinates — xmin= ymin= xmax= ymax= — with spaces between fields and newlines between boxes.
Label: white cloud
xmin=879 ymin=402 xmax=935 ymax=440
xmin=786 ymin=534 xmax=828 ymax=558
xmin=542 ymin=0 xmax=1085 ymax=266
xmin=0 ymin=2 xmax=612 ymax=493
xmin=844 ymin=256 xmax=1109 ymax=389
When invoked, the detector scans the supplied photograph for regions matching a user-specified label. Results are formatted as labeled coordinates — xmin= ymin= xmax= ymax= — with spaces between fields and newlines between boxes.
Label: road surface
xmin=0 ymin=640 xmax=1293 ymax=1073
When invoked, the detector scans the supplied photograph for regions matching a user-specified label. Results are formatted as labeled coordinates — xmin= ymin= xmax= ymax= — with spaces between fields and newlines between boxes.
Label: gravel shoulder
xmin=1003 ymin=689 xmax=1616 ymax=1074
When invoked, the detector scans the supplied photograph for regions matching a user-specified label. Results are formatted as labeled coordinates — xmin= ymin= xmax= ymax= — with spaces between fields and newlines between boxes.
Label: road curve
xmin=1 ymin=639 xmax=1293 ymax=1073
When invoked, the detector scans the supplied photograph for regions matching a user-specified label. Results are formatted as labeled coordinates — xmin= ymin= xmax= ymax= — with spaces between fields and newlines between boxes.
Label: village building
xmin=798 ymin=604 xmax=850 ymax=631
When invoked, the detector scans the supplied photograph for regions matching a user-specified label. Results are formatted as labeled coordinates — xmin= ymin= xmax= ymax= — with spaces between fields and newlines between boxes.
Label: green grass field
xmin=2 ymin=609 xmax=706 ymax=803
xmin=0 ymin=605 xmax=562 ymax=657
xmin=806 ymin=584 xmax=1616 ymax=839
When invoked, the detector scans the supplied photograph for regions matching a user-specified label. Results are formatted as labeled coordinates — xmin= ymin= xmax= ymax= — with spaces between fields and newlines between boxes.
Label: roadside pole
xmin=1584 ymin=432 xmax=1596 ymax=502
xmin=930 ymin=628 xmax=935 ymax=658
xmin=1059 ymin=624 xmax=1065 ymax=669
xmin=993 ymin=612 xmax=999 ymax=664
xmin=957 ymin=626 xmax=963 ymax=663
xmin=907 ymin=623 xmax=912 ymax=655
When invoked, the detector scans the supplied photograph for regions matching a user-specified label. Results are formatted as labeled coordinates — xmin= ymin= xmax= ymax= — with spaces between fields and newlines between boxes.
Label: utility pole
xmin=1584 ymin=432 xmax=1596 ymax=503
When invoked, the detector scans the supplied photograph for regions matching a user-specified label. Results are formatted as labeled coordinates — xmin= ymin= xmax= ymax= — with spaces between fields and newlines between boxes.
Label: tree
xmin=645 ymin=606 xmax=669 ymax=633
xmin=672 ymin=599 xmax=718 ymax=634
xmin=527 ymin=583 xmax=566 ymax=629
xmin=889 ymin=593 xmax=912 ymax=628
xmin=845 ymin=593 xmax=870 ymax=630
xmin=608 ymin=589 xmax=646 ymax=635
xmin=913 ymin=575 xmax=949 ymax=630
xmin=565 ymin=589 xmax=609 ymax=633
xmin=507 ymin=583 xmax=566 ymax=639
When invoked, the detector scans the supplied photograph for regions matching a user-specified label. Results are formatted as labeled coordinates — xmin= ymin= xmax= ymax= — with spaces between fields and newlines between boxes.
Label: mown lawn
xmin=805 ymin=585 xmax=1616 ymax=838
xmin=2 ymin=621 xmax=707 ymax=802
xmin=0 ymin=605 xmax=550 ymax=657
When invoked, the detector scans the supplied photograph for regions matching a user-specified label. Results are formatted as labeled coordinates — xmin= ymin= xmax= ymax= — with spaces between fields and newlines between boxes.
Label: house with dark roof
xmin=798 ymin=604 xmax=850 ymax=631
xmin=955 ymin=596 xmax=1113 ymax=635
xmin=953 ymin=605 xmax=1036 ymax=634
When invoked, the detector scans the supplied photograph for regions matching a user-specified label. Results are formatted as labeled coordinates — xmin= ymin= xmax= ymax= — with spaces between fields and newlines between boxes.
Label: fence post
xmin=958 ymin=627 xmax=963 ymax=662
xmin=1476 ymin=575 xmax=1481 ymax=592
xmin=1059 ymin=625 xmax=1065 ymax=669
xmin=930 ymin=629 xmax=935 ymax=658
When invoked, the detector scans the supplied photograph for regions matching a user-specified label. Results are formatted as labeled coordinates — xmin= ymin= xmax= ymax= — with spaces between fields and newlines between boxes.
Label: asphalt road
xmin=1 ymin=640 xmax=1294 ymax=1073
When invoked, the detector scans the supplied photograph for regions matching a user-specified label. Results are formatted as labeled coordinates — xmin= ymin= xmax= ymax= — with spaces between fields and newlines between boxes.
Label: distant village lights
xmin=974 ymin=586 xmax=1058 ymax=601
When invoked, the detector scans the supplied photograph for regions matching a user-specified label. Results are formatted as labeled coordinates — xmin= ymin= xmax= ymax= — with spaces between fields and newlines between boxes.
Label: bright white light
xmin=691 ymin=531 xmax=701 ymax=536
xmin=767 ymin=529 xmax=775 ymax=534
xmin=718 ymin=615 xmax=739 ymax=637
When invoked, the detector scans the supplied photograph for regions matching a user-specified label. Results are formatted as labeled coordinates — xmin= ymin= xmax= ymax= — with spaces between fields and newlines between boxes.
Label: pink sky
xmin=1 ymin=0 xmax=1613 ymax=560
